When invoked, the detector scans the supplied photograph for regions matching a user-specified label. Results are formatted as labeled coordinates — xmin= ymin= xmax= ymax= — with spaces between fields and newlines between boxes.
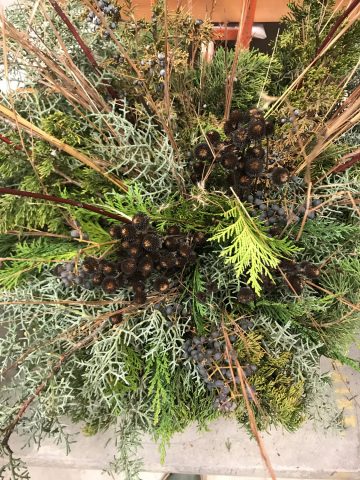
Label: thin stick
xmin=306 ymin=280 xmax=360 ymax=311
xmin=222 ymin=326 xmax=277 ymax=480
xmin=296 ymin=180 xmax=312 ymax=241
xmin=0 ymin=188 xmax=131 ymax=223
xmin=315 ymin=0 xmax=360 ymax=59
xmin=1 ymin=313 xmax=114 ymax=450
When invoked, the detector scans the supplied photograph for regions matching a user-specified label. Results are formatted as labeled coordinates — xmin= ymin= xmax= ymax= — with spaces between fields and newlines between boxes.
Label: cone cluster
xmin=55 ymin=214 xmax=204 ymax=304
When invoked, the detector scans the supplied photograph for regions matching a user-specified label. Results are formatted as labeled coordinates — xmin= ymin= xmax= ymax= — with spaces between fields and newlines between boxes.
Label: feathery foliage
xmin=209 ymin=199 xmax=299 ymax=295
xmin=0 ymin=0 xmax=359 ymax=478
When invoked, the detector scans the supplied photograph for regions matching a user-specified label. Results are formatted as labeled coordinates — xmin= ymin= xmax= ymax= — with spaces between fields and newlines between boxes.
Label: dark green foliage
xmin=196 ymin=48 xmax=279 ymax=116
xmin=0 ymin=1 xmax=359 ymax=479
xmin=271 ymin=0 xmax=360 ymax=113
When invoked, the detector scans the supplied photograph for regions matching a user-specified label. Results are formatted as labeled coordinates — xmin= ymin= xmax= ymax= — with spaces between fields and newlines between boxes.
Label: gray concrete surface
xmin=3 ymin=355 xmax=359 ymax=479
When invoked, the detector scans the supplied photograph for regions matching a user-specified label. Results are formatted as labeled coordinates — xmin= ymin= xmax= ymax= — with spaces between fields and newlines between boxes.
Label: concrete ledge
xmin=3 ymin=357 xmax=359 ymax=478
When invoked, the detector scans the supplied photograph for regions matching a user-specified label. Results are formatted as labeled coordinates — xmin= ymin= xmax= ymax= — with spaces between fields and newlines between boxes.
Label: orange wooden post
xmin=211 ymin=0 xmax=257 ymax=47
xmin=240 ymin=0 xmax=257 ymax=48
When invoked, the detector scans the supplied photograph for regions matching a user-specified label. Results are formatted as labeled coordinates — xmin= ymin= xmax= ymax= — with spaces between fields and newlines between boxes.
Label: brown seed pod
xmin=193 ymin=231 xmax=206 ymax=245
xmin=224 ymin=120 xmax=238 ymax=135
xmin=120 ymin=258 xmax=137 ymax=275
xmin=109 ymin=225 xmax=122 ymax=239
xmin=138 ymin=257 xmax=154 ymax=277
xmin=142 ymin=233 xmax=161 ymax=252
xmin=247 ymin=146 xmax=265 ymax=159
xmin=175 ymin=255 xmax=187 ymax=269
xmin=100 ymin=260 xmax=117 ymax=276
xmin=237 ymin=286 xmax=256 ymax=304
xmin=179 ymin=244 xmax=192 ymax=257
xmin=271 ymin=167 xmax=290 ymax=185
xmin=194 ymin=142 xmax=212 ymax=161
xmin=119 ymin=224 xmax=137 ymax=241
xmin=167 ymin=225 xmax=181 ymax=235
xmin=248 ymin=108 xmax=264 ymax=119
xmin=301 ymin=262 xmax=320 ymax=279
xmin=92 ymin=272 xmax=104 ymax=286
xmin=133 ymin=291 xmax=147 ymax=304
xmin=206 ymin=130 xmax=221 ymax=145
xmin=244 ymin=157 xmax=264 ymax=177
xmin=127 ymin=244 xmax=142 ymax=257
xmin=154 ymin=276 xmax=170 ymax=293
xmin=279 ymin=259 xmax=298 ymax=273
xmin=82 ymin=257 xmax=99 ymax=273
xmin=159 ymin=253 xmax=176 ymax=270
xmin=248 ymin=118 xmax=266 ymax=139
xmin=131 ymin=279 xmax=146 ymax=293
xmin=231 ymin=127 xmax=249 ymax=147
xmin=229 ymin=109 xmax=242 ymax=123
xmin=164 ymin=236 xmax=179 ymax=251
xmin=221 ymin=152 xmax=239 ymax=169
xmin=132 ymin=212 xmax=149 ymax=231
xmin=110 ymin=313 xmax=123 ymax=325
xmin=237 ymin=172 xmax=253 ymax=189
xmin=121 ymin=239 xmax=132 ymax=250
xmin=287 ymin=274 xmax=304 ymax=294
xmin=265 ymin=120 xmax=275 ymax=136
xmin=102 ymin=276 xmax=118 ymax=294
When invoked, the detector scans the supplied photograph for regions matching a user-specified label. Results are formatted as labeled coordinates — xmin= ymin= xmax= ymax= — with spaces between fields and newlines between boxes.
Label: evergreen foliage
xmin=209 ymin=198 xmax=299 ymax=294
xmin=0 ymin=0 xmax=359 ymax=479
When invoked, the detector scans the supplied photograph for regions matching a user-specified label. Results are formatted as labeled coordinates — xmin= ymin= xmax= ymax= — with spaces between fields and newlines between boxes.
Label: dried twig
xmin=315 ymin=0 xmax=360 ymax=59
xmin=0 ymin=313 xmax=114 ymax=450
xmin=222 ymin=325 xmax=277 ymax=480
xmin=0 ymin=103 xmax=127 ymax=191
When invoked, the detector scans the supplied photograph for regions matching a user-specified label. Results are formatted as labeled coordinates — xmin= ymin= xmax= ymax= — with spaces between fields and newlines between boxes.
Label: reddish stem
xmin=48 ymin=0 xmax=120 ymax=100
xmin=48 ymin=0 xmax=101 ymax=73
xmin=332 ymin=152 xmax=360 ymax=173
xmin=240 ymin=0 xmax=257 ymax=49
xmin=0 ymin=188 xmax=131 ymax=224
xmin=0 ymin=133 xmax=22 ymax=150
xmin=316 ymin=0 xmax=360 ymax=58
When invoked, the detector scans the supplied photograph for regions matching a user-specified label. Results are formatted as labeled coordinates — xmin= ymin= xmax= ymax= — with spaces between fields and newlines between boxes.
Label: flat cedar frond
xmin=209 ymin=199 xmax=299 ymax=295
xmin=0 ymin=0 xmax=359 ymax=477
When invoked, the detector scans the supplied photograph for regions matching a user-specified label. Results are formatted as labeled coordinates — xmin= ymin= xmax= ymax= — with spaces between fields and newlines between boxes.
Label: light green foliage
xmin=41 ymin=112 xmax=87 ymax=147
xmin=0 ymin=239 xmax=79 ymax=288
xmin=234 ymin=325 xmax=312 ymax=431
xmin=99 ymin=184 xmax=154 ymax=220
xmin=0 ymin=192 xmax=66 ymax=234
xmin=209 ymin=199 xmax=299 ymax=295
xmin=146 ymin=353 xmax=171 ymax=426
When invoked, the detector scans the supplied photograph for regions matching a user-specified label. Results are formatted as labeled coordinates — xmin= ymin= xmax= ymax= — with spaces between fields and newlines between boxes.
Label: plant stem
xmin=315 ymin=0 xmax=360 ymax=58
xmin=0 ymin=188 xmax=131 ymax=223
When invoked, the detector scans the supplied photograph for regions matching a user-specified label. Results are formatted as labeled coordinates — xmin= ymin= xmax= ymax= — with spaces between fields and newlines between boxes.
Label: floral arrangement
xmin=0 ymin=1 xmax=359 ymax=478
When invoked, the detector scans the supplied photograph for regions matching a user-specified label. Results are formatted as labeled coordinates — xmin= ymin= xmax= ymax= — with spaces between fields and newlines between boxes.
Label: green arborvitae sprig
xmin=209 ymin=198 xmax=299 ymax=295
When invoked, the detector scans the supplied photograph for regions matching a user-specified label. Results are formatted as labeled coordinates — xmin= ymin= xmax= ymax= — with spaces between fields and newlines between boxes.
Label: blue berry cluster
xmin=183 ymin=328 xmax=257 ymax=413
xmin=247 ymin=191 xmax=322 ymax=229
xmin=280 ymin=108 xmax=301 ymax=125
xmin=87 ymin=1 xmax=120 ymax=38
xmin=137 ymin=52 xmax=167 ymax=95
xmin=54 ymin=261 xmax=91 ymax=289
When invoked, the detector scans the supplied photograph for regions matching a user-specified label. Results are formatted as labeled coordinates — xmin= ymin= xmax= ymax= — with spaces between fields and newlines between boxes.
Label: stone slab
xmin=3 ymin=355 xmax=359 ymax=479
